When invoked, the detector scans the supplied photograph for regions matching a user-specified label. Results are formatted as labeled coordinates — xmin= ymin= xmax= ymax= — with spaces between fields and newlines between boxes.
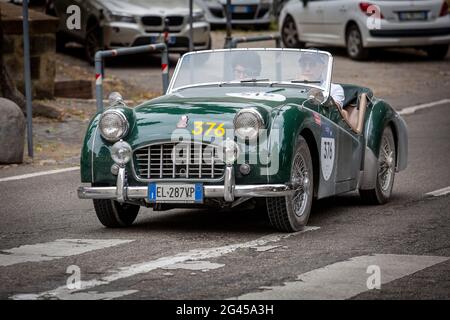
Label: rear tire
xmin=425 ymin=44 xmax=449 ymax=60
xmin=266 ymin=136 xmax=313 ymax=232
xmin=281 ymin=15 xmax=304 ymax=49
xmin=85 ymin=22 xmax=102 ymax=65
xmin=93 ymin=199 xmax=140 ymax=228
xmin=346 ymin=24 xmax=369 ymax=60
xmin=359 ymin=126 xmax=396 ymax=204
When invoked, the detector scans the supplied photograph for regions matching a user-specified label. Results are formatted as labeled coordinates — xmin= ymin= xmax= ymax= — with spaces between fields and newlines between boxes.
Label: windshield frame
xmin=166 ymin=48 xmax=333 ymax=100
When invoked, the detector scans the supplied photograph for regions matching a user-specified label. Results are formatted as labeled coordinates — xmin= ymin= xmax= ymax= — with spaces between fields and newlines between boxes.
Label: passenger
xmin=298 ymin=52 xmax=345 ymax=108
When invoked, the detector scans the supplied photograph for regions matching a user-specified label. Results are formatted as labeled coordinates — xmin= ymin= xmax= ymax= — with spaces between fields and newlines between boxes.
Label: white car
xmin=197 ymin=0 xmax=273 ymax=27
xmin=279 ymin=0 xmax=450 ymax=60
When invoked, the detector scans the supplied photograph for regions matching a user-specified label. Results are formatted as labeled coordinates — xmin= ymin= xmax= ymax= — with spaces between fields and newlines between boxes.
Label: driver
xmin=298 ymin=52 xmax=345 ymax=108
xmin=231 ymin=51 xmax=262 ymax=80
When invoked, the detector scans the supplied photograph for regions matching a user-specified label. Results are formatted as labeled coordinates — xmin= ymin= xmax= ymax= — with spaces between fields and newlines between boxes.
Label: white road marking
xmin=163 ymin=261 xmax=225 ymax=271
xmin=398 ymin=99 xmax=450 ymax=115
xmin=0 ymin=167 xmax=79 ymax=183
xmin=15 ymin=290 xmax=139 ymax=301
xmin=426 ymin=186 xmax=450 ymax=197
xmin=232 ymin=254 xmax=449 ymax=300
xmin=252 ymin=245 xmax=280 ymax=252
xmin=0 ymin=239 xmax=133 ymax=267
xmin=10 ymin=227 xmax=320 ymax=300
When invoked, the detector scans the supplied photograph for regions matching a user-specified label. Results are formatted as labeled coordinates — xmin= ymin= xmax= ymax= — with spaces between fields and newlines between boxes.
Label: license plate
xmin=148 ymin=183 xmax=203 ymax=203
xmin=232 ymin=5 xmax=251 ymax=13
xmin=398 ymin=11 xmax=427 ymax=21
xmin=150 ymin=36 xmax=176 ymax=45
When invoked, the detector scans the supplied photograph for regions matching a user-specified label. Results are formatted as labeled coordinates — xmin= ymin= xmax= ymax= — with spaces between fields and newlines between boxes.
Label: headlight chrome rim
xmin=233 ymin=108 xmax=264 ymax=141
xmin=99 ymin=109 xmax=129 ymax=142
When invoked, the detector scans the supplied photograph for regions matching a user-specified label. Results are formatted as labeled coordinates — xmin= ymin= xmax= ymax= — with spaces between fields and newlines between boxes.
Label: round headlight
xmin=111 ymin=140 xmax=132 ymax=166
xmin=99 ymin=110 xmax=129 ymax=142
xmin=233 ymin=109 xmax=264 ymax=141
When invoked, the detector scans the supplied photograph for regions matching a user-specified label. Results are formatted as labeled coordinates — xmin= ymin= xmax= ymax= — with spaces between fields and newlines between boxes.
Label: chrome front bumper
xmin=78 ymin=166 xmax=293 ymax=203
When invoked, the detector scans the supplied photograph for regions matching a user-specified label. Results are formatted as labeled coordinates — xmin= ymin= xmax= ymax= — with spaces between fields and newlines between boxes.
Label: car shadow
xmin=130 ymin=207 xmax=274 ymax=235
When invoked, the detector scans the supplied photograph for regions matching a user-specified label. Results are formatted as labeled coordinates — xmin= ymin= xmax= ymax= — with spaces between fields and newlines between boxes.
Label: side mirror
xmin=302 ymin=0 xmax=309 ymax=7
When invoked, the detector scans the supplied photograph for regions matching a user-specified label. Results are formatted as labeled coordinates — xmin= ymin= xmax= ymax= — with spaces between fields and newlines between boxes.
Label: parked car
xmin=196 ymin=0 xmax=273 ymax=28
xmin=279 ymin=0 xmax=450 ymax=60
xmin=46 ymin=0 xmax=211 ymax=63
xmin=77 ymin=48 xmax=408 ymax=232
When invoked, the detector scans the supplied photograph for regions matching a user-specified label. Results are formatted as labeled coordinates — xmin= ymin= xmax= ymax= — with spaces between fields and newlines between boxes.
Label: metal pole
xmin=22 ymin=0 xmax=33 ymax=157
xmin=94 ymin=52 xmax=103 ymax=112
xmin=94 ymin=44 xmax=169 ymax=111
xmin=161 ymin=45 xmax=169 ymax=94
xmin=225 ymin=0 xmax=232 ymax=48
xmin=189 ymin=0 xmax=194 ymax=52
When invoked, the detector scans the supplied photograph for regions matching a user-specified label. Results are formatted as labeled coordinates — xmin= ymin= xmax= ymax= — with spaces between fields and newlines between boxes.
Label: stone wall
xmin=1 ymin=3 xmax=58 ymax=99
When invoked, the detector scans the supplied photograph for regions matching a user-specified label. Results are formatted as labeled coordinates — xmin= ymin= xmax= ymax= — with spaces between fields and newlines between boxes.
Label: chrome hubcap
xmin=348 ymin=30 xmax=361 ymax=56
xmin=291 ymin=152 xmax=310 ymax=217
xmin=283 ymin=20 xmax=298 ymax=47
xmin=378 ymin=136 xmax=394 ymax=192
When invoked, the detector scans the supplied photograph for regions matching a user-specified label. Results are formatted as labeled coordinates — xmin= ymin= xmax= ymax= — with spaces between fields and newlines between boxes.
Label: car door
xmin=292 ymin=0 xmax=327 ymax=43
xmin=323 ymin=103 xmax=361 ymax=187
xmin=321 ymin=0 xmax=349 ymax=46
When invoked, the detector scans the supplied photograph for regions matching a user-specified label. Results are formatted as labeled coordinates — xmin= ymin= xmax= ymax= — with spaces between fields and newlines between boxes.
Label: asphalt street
xmin=0 ymin=93 xmax=449 ymax=300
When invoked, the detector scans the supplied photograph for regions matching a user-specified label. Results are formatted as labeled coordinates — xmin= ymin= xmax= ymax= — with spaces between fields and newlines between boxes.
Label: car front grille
xmin=133 ymin=142 xmax=225 ymax=180
xmin=141 ymin=16 xmax=162 ymax=26
xmin=166 ymin=16 xmax=184 ymax=27
xmin=141 ymin=15 xmax=184 ymax=27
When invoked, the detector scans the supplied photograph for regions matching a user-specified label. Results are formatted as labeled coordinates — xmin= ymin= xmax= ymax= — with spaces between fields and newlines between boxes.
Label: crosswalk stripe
xmin=11 ymin=227 xmax=320 ymax=300
xmin=0 ymin=239 xmax=134 ymax=267
xmin=231 ymin=254 xmax=449 ymax=300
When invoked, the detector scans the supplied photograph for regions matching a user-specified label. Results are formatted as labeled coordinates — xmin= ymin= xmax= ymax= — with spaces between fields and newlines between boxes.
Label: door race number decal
xmin=321 ymin=125 xmax=335 ymax=181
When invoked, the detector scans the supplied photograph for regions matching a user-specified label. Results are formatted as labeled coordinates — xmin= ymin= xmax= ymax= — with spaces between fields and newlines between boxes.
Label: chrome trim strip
xmin=91 ymin=124 xmax=99 ymax=183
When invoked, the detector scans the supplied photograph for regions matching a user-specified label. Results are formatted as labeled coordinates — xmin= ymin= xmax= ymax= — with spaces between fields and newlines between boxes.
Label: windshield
xmin=168 ymin=49 xmax=333 ymax=95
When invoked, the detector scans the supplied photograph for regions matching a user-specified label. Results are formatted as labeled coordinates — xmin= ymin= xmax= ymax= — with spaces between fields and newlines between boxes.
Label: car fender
xmin=360 ymin=99 xmax=408 ymax=189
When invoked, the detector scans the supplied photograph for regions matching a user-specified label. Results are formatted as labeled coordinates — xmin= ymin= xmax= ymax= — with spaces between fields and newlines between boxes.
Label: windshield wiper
xmin=290 ymin=79 xmax=322 ymax=84
xmin=240 ymin=78 xmax=270 ymax=83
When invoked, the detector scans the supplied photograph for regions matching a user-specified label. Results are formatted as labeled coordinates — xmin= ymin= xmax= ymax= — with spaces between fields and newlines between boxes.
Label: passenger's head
xmin=231 ymin=51 xmax=262 ymax=80
xmin=297 ymin=52 xmax=326 ymax=82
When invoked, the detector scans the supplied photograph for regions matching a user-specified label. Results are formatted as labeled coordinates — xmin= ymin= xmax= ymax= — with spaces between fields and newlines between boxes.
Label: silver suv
xmin=46 ymin=0 xmax=211 ymax=63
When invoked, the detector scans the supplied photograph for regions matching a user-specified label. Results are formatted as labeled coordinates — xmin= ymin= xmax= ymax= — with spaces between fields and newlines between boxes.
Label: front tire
xmin=346 ymin=24 xmax=369 ymax=60
xmin=266 ymin=136 xmax=314 ymax=232
xmin=359 ymin=126 xmax=396 ymax=204
xmin=93 ymin=199 xmax=140 ymax=228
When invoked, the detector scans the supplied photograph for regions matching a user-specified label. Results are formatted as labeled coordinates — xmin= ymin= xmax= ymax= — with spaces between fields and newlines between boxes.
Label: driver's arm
xmin=330 ymin=84 xmax=345 ymax=108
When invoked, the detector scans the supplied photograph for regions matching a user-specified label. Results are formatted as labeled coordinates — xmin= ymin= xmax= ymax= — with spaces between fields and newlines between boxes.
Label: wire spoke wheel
xmin=378 ymin=137 xmax=395 ymax=192
xmin=266 ymin=136 xmax=313 ymax=232
xmin=359 ymin=126 xmax=396 ymax=204
xmin=291 ymin=152 xmax=310 ymax=217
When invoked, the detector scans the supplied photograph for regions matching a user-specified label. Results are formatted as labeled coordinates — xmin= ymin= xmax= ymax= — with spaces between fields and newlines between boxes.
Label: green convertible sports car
xmin=77 ymin=48 xmax=408 ymax=232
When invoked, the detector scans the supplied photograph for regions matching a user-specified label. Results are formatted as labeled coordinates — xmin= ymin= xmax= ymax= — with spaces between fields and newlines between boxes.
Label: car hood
xmin=127 ymin=86 xmax=308 ymax=148
xmin=99 ymin=0 xmax=203 ymax=16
